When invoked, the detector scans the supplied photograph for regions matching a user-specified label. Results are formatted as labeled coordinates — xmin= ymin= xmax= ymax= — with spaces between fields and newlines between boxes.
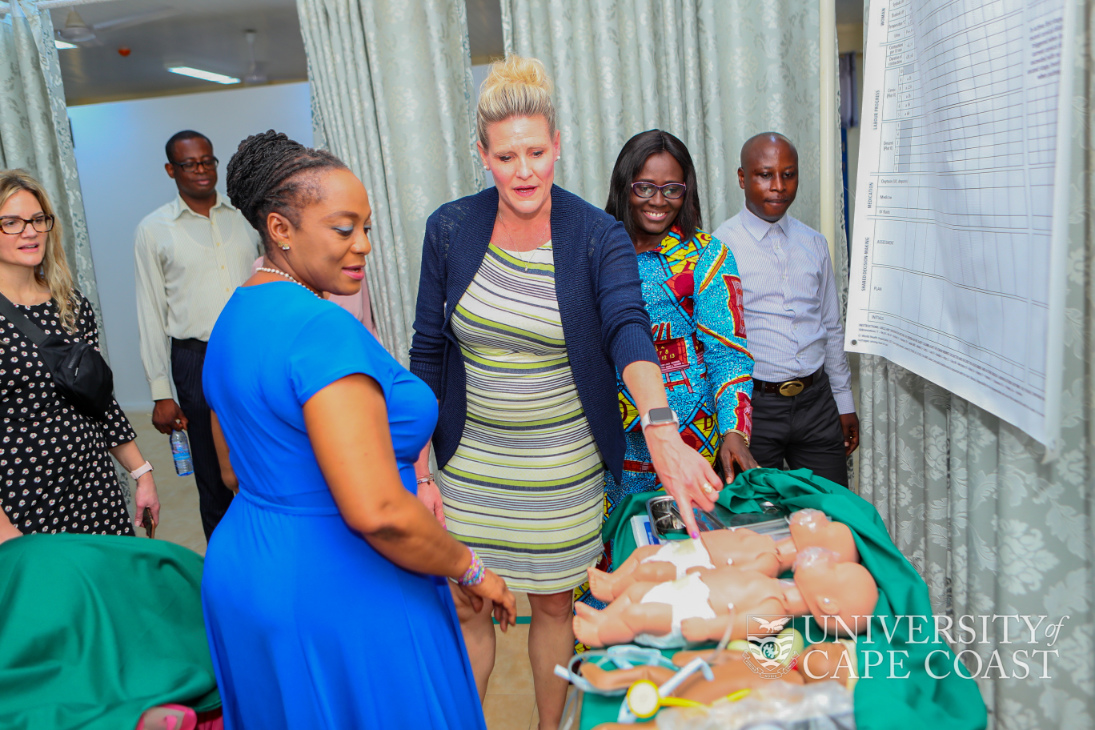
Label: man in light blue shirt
xmin=712 ymin=133 xmax=858 ymax=486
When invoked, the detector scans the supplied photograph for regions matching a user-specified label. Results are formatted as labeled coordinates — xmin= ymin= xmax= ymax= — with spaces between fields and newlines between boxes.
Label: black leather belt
xmin=753 ymin=368 xmax=822 ymax=396
xmin=171 ymin=337 xmax=208 ymax=355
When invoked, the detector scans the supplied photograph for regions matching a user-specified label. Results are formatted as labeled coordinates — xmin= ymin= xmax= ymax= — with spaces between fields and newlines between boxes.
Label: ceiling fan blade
xmin=91 ymin=7 xmax=181 ymax=33
xmin=243 ymin=30 xmax=268 ymax=84
xmin=57 ymin=9 xmax=95 ymax=43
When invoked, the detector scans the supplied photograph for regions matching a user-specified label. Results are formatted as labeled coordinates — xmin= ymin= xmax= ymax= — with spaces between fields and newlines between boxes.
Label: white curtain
xmin=297 ymin=0 xmax=484 ymax=362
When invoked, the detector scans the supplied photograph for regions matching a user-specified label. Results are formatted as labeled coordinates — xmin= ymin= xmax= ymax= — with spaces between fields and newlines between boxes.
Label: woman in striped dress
xmin=409 ymin=56 xmax=722 ymax=729
xmin=443 ymin=241 xmax=605 ymax=592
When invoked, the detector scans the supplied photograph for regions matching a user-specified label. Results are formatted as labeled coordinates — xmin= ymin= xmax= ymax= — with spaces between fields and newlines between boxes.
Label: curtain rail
xmin=0 ymin=0 xmax=120 ymax=12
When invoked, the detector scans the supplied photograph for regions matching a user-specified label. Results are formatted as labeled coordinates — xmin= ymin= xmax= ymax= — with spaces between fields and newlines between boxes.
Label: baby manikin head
xmin=788 ymin=509 xmax=859 ymax=564
xmin=793 ymin=547 xmax=877 ymax=637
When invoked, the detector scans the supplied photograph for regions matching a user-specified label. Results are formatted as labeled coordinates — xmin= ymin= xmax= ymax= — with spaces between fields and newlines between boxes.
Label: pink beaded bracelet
xmin=458 ymin=548 xmax=486 ymax=587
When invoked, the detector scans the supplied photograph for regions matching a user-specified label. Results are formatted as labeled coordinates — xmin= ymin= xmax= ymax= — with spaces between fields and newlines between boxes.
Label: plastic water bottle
xmin=170 ymin=430 xmax=194 ymax=476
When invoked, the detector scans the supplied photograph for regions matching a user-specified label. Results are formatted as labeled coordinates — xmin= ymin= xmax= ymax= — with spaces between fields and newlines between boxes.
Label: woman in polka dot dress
xmin=0 ymin=170 xmax=159 ymax=542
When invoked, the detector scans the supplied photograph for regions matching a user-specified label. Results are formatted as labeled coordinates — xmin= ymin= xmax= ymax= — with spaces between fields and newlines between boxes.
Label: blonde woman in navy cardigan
xmin=409 ymin=56 xmax=720 ymax=728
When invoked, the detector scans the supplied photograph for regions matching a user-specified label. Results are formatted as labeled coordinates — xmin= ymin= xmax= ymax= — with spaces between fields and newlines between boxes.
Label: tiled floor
xmin=129 ymin=411 xmax=542 ymax=729
xmin=130 ymin=413 xmax=208 ymax=555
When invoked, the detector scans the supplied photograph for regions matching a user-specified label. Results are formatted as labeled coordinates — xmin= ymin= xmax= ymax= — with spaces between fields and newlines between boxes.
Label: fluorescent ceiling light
xmin=167 ymin=66 xmax=240 ymax=85
xmin=54 ymin=40 xmax=78 ymax=50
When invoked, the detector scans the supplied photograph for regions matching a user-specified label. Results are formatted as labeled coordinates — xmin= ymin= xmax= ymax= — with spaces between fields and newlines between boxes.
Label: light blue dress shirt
xmin=712 ymin=206 xmax=855 ymax=414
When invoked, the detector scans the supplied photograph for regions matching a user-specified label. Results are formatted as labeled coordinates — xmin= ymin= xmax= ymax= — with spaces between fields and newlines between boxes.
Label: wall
xmin=68 ymin=82 xmax=313 ymax=412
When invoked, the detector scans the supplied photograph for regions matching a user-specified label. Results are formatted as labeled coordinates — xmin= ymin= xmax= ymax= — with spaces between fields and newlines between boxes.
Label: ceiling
xmin=52 ymin=0 xmax=861 ymax=107
xmin=52 ymin=0 xmax=305 ymax=105
xmin=51 ymin=0 xmax=507 ymax=105
xmin=835 ymin=0 xmax=864 ymax=25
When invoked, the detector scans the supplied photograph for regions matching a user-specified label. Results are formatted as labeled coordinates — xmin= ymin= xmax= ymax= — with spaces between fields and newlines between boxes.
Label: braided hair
xmin=225 ymin=130 xmax=347 ymax=250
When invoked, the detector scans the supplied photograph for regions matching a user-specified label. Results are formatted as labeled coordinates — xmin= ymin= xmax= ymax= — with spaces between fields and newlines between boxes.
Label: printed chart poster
xmin=846 ymin=0 xmax=1072 ymax=445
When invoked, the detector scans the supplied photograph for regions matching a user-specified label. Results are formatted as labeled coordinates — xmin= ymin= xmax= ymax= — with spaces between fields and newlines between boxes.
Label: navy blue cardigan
xmin=409 ymin=185 xmax=658 ymax=483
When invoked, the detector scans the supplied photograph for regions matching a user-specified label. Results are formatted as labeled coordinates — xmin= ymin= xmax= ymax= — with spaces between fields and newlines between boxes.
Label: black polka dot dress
xmin=1 ymin=292 xmax=136 ymax=535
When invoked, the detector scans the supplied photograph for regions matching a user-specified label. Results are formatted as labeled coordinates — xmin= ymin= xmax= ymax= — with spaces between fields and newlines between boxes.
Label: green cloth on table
xmin=589 ymin=468 xmax=987 ymax=730
xmin=0 ymin=533 xmax=220 ymax=729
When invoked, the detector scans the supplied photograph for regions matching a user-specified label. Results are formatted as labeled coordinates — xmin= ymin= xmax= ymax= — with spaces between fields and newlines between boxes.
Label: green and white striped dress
xmin=439 ymin=241 xmax=604 ymax=594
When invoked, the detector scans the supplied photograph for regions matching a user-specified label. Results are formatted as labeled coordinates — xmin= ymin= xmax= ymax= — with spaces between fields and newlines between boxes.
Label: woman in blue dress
xmin=200 ymin=130 xmax=516 ymax=729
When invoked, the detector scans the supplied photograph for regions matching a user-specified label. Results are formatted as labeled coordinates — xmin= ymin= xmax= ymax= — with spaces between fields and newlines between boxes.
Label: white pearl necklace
xmin=256 ymin=267 xmax=320 ymax=297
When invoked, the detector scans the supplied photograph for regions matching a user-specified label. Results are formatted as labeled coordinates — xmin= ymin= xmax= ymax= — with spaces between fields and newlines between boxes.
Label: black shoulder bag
xmin=0 ymin=292 xmax=114 ymax=419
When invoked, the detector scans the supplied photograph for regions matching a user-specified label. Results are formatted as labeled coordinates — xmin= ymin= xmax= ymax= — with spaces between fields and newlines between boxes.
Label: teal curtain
xmin=0 ymin=0 xmax=103 ymax=340
xmin=296 ymin=0 xmax=484 ymax=363
xmin=857 ymin=1 xmax=1094 ymax=726
xmin=499 ymin=0 xmax=847 ymax=269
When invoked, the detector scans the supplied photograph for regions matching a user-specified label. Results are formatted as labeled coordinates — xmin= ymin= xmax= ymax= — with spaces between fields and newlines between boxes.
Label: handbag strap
xmin=0 ymin=290 xmax=52 ymax=347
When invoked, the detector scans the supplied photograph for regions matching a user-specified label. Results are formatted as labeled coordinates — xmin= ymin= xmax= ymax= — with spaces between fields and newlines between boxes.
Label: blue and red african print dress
xmin=574 ymin=227 xmax=754 ymax=613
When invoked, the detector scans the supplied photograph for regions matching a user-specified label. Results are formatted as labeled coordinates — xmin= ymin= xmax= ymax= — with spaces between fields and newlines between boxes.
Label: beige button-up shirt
xmin=134 ymin=193 xmax=260 ymax=401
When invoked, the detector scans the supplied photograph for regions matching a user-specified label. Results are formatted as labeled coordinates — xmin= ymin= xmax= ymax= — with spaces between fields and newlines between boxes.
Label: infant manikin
xmin=573 ymin=547 xmax=878 ymax=649
xmin=589 ymin=509 xmax=858 ymax=602
xmin=578 ymin=640 xmax=859 ymax=702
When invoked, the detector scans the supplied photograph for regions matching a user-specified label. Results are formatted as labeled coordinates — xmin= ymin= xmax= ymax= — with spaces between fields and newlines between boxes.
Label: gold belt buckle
xmin=778 ymin=380 xmax=804 ymax=397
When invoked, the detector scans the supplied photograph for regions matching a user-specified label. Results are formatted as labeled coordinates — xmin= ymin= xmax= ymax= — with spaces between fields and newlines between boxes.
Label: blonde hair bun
xmin=481 ymin=55 xmax=553 ymax=97
xmin=477 ymin=55 xmax=556 ymax=147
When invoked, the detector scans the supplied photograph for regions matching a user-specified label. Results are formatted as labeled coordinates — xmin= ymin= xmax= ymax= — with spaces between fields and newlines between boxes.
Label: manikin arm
xmin=680 ymin=612 xmax=746 ymax=644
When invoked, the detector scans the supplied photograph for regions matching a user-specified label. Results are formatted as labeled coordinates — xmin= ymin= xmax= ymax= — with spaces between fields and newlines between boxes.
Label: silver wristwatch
xmin=640 ymin=407 xmax=679 ymax=432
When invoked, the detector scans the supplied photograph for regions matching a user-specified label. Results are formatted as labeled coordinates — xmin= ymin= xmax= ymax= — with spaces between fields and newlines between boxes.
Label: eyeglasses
xmin=0 ymin=215 xmax=54 ymax=235
xmin=631 ymin=181 xmax=687 ymax=200
xmin=171 ymin=157 xmax=219 ymax=173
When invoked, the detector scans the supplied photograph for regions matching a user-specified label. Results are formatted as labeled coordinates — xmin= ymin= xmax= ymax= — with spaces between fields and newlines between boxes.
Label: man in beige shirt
xmin=135 ymin=130 xmax=260 ymax=539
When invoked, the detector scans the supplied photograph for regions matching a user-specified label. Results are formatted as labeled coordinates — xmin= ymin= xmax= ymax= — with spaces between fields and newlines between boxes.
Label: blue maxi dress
xmin=201 ymin=282 xmax=484 ymax=729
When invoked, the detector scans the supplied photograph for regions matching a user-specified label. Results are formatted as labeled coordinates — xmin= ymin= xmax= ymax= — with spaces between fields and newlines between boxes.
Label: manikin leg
xmin=588 ymin=560 xmax=678 ymax=602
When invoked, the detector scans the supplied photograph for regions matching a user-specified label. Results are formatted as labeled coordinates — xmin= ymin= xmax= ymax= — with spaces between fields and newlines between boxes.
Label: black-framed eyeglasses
xmin=171 ymin=157 xmax=219 ymax=173
xmin=0 ymin=214 xmax=54 ymax=235
xmin=631 ymin=181 xmax=687 ymax=200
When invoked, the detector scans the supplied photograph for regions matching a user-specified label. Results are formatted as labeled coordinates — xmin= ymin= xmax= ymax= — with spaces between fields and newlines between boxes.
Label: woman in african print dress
xmin=574 ymin=131 xmax=758 ymax=612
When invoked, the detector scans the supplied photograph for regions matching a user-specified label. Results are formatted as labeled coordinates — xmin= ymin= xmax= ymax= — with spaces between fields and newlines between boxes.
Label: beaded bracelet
xmin=458 ymin=548 xmax=486 ymax=587
xmin=416 ymin=474 xmax=435 ymax=485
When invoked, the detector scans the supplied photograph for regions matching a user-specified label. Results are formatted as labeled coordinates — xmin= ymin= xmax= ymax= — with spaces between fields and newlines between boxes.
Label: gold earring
xmin=280 ymin=244 xmax=290 ymax=251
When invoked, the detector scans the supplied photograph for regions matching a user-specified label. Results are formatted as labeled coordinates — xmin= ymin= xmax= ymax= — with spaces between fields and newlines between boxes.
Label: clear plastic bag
xmin=654 ymin=680 xmax=855 ymax=730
